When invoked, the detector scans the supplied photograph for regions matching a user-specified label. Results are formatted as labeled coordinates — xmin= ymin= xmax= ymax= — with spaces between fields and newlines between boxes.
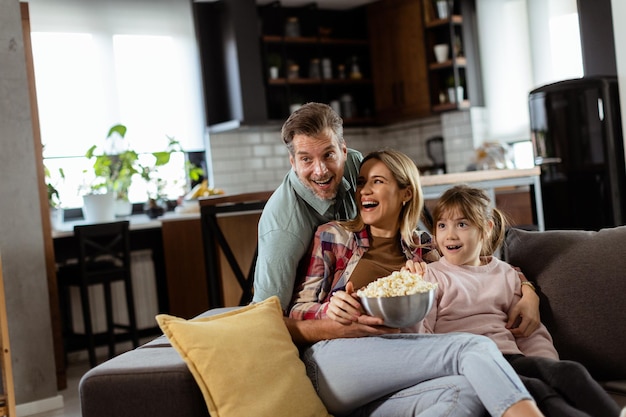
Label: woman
xmin=289 ymin=150 xmax=544 ymax=417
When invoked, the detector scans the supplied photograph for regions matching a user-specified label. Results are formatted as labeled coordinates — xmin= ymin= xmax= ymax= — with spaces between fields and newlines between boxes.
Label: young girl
xmin=418 ymin=184 xmax=621 ymax=417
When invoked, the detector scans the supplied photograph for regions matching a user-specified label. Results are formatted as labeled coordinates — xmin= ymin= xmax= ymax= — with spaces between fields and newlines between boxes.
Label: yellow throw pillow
xmin=156 ymin=296 xmax=331 ymax=417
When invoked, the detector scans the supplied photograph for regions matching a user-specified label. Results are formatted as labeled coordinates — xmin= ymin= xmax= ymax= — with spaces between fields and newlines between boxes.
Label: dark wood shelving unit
xmin=258 ymin=3 xmax=375 ymax=124
xmin=422 ymin=0 xmax=483 ymax=112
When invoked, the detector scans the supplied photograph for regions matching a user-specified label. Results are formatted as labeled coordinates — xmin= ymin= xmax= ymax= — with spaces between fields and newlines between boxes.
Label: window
xmin=29 ymin=0 xmax=206 ymax=208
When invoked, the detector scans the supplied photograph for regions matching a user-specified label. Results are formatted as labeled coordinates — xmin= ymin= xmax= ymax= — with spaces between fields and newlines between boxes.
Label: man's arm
xmin=253 ymin=229 xmax=307 ymax=309
xmin=506 ymin=268 xmax=540 ymax=337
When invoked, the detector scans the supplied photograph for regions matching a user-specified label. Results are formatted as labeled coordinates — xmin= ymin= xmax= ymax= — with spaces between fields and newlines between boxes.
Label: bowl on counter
xmin=360 ymin=288 xmax=436 ymax=328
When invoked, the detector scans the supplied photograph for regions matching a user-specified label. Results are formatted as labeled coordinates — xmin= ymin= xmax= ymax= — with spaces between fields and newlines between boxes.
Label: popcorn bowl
xmin=360 ymin=288 xmax=436 ymax=328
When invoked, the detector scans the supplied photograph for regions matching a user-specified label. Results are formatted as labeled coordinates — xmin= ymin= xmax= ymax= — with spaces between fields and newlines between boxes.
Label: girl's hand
xmin=402 ymin=260 xmax=427 ymax=275
xmin=327 ymin=282 xmax=363 ymax=325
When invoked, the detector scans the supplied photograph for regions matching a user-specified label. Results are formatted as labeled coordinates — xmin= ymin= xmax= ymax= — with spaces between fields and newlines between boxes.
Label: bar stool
xmin=57 ymin=220 xmax=139 ymax=367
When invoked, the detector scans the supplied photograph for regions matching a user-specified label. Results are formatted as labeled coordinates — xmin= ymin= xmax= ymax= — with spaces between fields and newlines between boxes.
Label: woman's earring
xmin=402 ymin=201 xmax=407 ymax=207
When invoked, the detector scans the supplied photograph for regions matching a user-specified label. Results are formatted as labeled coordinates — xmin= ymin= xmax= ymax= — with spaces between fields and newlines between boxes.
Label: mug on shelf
xmin=434 ymin=44 xmax=449 ymax=63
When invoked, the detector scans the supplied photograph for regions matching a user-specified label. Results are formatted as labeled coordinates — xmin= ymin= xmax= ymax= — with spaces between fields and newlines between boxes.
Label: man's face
xmin=289 ymin=131 xmax=347 ymax=201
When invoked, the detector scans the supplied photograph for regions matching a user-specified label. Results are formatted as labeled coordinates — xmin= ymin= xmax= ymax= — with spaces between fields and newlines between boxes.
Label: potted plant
xmin=84 ymin=124 xmax=139 ymax=218
xmin=267 ymin=53 xmax=282 ymax=80
xmin=45 ymin=164 xmax=65 ymax=228
xmin=445 ymin=74 xmax=463 ymax=104
xmin=85 ymin=124 xmax=198 ymax=220
xmin=137 ymin=135 xmax=184 ymax=218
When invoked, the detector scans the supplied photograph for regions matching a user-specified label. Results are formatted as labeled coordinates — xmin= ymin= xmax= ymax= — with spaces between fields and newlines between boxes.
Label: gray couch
xmin=79 ymin=227 xmax=626 ymax=416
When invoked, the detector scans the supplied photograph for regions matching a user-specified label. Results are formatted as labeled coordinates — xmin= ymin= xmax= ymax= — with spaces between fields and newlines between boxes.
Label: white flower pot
xmin=82 ymin=193 xmax=115 ymax=223
xmin=115 ymin=199 xmax=133 ymax=217
xmin=49 ymin=207 xmax=64 ymax=230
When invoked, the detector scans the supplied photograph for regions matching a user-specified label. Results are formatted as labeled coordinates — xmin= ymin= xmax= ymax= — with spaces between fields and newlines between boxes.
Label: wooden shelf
xmin=267 ymin=78 xmax=372 ymax=85
xmin=262 ymin=35 xmax=368 ymax=46
xmin=425 ymin=15 xmax=463 ymax=28
xmin=432 ymin=99 xmax=470 ymax=112
xmin=428 ymin=57 xmax=467 ymax=70
xmin=423 ymin=0 xmax=482 ymax=112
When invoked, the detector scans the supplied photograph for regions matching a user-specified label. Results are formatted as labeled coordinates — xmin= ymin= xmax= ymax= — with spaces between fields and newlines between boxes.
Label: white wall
xmin=476 ymin=0 xmax=582 ymax=144
xmin=476 ymin=0 xmax=533 ymax=143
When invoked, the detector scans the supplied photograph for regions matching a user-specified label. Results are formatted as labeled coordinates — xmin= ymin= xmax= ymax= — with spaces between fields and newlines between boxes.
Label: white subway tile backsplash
xmin=264 ymin=156 xmax=289 ymax=169
xmin=238 ymin=132 xmax=263 ymax=145
xmin=252 ymin=145 xmax=274 ymax=157
xmin=209 ymin=110 xmax=486 ymax=192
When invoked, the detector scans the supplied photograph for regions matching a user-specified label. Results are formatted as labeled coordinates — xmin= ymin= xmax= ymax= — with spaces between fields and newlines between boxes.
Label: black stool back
xmin=57 ymin=220 xmax=139 ymax=367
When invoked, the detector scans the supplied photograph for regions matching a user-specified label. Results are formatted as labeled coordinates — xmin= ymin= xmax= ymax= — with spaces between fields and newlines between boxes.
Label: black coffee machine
xmin=423 ymin=136 xmax=446 ymax=175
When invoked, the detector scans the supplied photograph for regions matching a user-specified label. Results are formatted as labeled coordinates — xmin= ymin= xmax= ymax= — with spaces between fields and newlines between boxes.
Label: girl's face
xmin=357 ymin=159 xmax=411 ymax=238
xmin=435 ymin=208 xmax=489 ymax=266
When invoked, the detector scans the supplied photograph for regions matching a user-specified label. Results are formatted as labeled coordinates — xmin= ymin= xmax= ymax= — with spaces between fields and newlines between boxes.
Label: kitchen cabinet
xmin=367 ymin=0 xmax=431 ymax=123
xmin=258 ymin=4 xmax=375 ymax=125
xmin=422 ymin=0 xmax=483 ymax=112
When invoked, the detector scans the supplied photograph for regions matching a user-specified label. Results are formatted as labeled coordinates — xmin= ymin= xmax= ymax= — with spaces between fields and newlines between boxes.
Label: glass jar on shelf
xmin=285 ymin=17 xmax=300 ymax=37
xmin=309 ymin=58 xmax=321 ymax=79
xmin=287 ymin=64 xmax=300 ymax=80
xmin=337 ymin=64 xmax=346 ymax=79
xmin=322 ymin=58 xmax=332 ymax=79
xmin=349 ymin=56 xmax=362 ymax=79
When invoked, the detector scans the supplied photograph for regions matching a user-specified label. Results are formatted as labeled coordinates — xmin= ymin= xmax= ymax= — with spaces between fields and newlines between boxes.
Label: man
xmin=253 ymin=102 xmax=541 ymax=343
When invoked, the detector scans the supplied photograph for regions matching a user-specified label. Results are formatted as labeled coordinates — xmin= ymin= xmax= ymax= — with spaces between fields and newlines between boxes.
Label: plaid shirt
xmin=289 ymin=221 xmax=433 ymax=320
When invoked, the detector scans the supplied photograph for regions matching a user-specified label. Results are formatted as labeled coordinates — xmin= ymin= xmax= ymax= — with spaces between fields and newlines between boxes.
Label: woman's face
xmin=357 ymin=159 xmax=410 ymax=237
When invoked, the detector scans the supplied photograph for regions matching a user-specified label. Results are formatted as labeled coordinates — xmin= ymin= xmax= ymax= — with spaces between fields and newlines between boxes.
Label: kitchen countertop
xmin=420 ymin=167 xmax=540 ymax=187
xmin=51 ymin=211 xmax=201 ymax=239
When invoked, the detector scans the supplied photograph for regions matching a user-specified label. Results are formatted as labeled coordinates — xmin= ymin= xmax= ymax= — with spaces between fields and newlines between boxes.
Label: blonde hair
xmin=431 ymin=185 xmax=508 ymax=256
xmin=342 ymin=150 xmax=424 ymax=249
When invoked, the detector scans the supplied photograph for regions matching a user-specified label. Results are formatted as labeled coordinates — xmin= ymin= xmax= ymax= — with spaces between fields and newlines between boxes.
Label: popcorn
xmin=356 ymin=270 xmax=437 ymax=298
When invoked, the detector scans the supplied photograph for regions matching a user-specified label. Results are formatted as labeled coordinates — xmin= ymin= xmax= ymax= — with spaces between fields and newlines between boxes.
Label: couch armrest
xmin=80 ymin=345 xmax=209 ymax=417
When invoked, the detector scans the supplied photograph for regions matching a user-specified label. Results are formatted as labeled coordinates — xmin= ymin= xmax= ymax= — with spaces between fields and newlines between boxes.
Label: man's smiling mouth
xmin=314 ymin=177 xmax=333 ymax=186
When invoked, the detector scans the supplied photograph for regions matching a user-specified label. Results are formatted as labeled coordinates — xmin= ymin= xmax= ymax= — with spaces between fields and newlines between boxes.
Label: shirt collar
xmin=289 ymin=169 xmax=351 ymax=217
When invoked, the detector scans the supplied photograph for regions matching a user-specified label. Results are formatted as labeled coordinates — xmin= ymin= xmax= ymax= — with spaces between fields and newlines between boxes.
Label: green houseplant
xmin=85 ymin=124 xmax=138 ymax=201
xmin=85 ymin=123 xmax=201 ymax=219
xmin=83 ymin=124 xmax=140 ymax=219
xmin=45 ymin=164 xmax=65 ymax=228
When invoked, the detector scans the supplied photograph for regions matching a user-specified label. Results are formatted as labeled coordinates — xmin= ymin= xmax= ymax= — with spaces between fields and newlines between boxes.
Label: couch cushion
xmin=156 ymin=296 xmax=330 ymax=417
xmin=504 ymin=226 xmax=626 ymax=381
